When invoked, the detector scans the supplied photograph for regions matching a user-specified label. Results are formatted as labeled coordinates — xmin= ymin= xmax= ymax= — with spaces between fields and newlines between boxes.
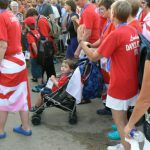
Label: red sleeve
xmin=82 ymin=11 xmax=94 ymax=29
xmin=27 ymin=33 xmax=36 ymax=44
xmin=97 ymin=31 xmax=117 ymax=58
xmin=0 ymin=16 xmax=8 ymax=41
xmin=52 ymin=76 xmax=68 ymax=92
xmin=38 ymin=18 xmax=50 ymax=37
xmin=57 ymin=76 xmax=69 ymax=88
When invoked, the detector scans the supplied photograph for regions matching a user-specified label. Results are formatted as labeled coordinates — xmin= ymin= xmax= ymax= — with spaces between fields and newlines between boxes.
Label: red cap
xmin=24 ymin=17 xmax=36 ymax=26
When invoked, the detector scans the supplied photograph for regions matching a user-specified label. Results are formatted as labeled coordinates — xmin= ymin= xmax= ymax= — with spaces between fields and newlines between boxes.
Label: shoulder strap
xmin=28 ymin=30 xmax=38 ymax=40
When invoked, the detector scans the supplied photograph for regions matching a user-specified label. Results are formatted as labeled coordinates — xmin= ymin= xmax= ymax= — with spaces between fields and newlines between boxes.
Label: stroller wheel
xmin=69 ymin=113 xmax=78 ymax=125
xmin=31 ymin=114 xmax=41 ymax=126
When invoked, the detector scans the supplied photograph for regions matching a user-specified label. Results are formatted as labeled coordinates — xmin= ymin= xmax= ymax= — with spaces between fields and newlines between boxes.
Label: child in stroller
xmin=31 ymin=59 xmax=77 ymax=125
xmin=31 ymin=58 xmax=104 ymax=125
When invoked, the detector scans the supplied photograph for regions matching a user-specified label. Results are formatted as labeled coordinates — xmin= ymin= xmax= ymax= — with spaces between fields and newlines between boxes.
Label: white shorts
xmin=106 ymin=94 xmax=138 ymax=111
xmin=143 ymin=138 xmax=150 ymax=150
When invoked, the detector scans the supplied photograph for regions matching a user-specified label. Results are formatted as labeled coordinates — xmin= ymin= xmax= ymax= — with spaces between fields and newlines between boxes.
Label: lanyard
xmin=117 ymin=22 xmax=127 ymax=28
xmin=67 ymin=14 xmax=71 ymax=28
xmin=80 ymin=3 xmax=89 ymax=16
xmin=0 ymin=9 xmax=7 ymax=14
xmin=102 ymin=20 xmax=110 ymax=34
xmin=67 ymin=12 xmax=76 ymax=28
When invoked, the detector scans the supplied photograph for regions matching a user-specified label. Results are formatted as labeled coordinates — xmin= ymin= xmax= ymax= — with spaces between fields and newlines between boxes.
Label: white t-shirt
xmin=51 ymin=5 xmax=60 ymax=19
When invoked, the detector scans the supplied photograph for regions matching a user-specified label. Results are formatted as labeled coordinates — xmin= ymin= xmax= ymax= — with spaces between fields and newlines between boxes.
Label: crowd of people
xmin=1 ymin=0 xmax=150 ymax=150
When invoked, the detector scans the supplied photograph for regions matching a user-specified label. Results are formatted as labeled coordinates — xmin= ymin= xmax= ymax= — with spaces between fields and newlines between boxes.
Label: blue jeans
xmin=66 ymin=37 xmax=78 ymax=59
xmin=30 ymin=58 xmax=42 ymax=79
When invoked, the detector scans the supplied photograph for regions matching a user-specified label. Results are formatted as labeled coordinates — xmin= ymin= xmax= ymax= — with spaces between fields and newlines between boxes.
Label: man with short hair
xmin=38 ymin=0 xmax=54 ymax=19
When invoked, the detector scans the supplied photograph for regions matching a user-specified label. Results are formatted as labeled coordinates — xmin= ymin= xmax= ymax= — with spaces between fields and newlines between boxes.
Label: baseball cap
xmin=24 ymin=17 xmax=36 ymax=26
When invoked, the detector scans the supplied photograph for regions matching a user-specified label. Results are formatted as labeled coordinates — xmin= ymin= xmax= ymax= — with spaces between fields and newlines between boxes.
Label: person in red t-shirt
xmin=24 ymin=17 xmax=43 ymax=91
xmin=74 ymin=0 xmax=100 ymax=57
xmin=38 ymin=15 xmax=56 ymax=80
xmin=127 ymin=0 xmax=142 ymax=33
xmin=25 ymin=8 xmax=56 ymax=81
xmin=91 ymin=0 xmax=115 ymax=48
xmin=0 ymin=0 xmax=32 ymax=138
xmin=88 ymin=0 xmax=115 ymax=116
xmin=30 ymin=59 xmax=75 ymax=112
xmin=79 ymin=1 xmax=140 ymax=149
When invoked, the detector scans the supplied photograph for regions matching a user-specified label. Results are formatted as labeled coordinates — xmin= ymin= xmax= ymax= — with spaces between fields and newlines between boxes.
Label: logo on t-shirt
xmin=126 ymin=35 xmax=139 ymax=54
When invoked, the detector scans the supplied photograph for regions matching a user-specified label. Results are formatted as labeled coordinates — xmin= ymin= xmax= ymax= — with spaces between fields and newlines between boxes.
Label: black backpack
xmin=127 ymin=34 xmax=150 ymax=127
xmin=138 ymin=34 xmax=150 ymax=88
xmin=28 ymin=31 xmax=54 ymax=65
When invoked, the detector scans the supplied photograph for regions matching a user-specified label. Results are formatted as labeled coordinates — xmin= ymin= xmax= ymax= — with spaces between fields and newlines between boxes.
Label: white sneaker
xmin=107 ymin=144 xmax=125 ymax=150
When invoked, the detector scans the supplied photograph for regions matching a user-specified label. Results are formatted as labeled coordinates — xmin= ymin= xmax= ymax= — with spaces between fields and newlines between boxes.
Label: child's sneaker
xmin=107 ymin=144 xmax=124 ymax=150
xmin=32 ymin=84 xmax=45 ymax=93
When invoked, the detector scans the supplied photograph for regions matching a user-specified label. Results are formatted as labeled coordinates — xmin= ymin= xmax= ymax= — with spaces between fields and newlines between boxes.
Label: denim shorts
xmin=30 ymin=58 xmax=42 ymax=79
xmin=41 ymin=87 xmax=52 ymax=96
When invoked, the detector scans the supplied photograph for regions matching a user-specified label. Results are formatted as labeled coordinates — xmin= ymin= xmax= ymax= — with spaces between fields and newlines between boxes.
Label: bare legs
xmin=19 ymin=111 xmax=31 ymax=131
xmin=35 ymin=94 xmax=43 ymax=107
xmin=111 ymin=109 xmax=130 ymax=150
xmin=0 ymin=111 xmax=31 ymax=133
xmin=0 ymin=111 xmax=8 ymax=134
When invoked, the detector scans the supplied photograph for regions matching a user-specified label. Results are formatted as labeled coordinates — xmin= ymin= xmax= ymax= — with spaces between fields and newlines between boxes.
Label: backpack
xmin=138 ymin=34 xmax=150 ymax=88
xmin=46 ymin=16 xmax=61 ymax=40
xmin=28 ymin=31 xmax=54 ymax=65
xmin=79 ymin=60 xmax=104 ymax=99
xmin=127 ymin=34 xmax=150 ymax=128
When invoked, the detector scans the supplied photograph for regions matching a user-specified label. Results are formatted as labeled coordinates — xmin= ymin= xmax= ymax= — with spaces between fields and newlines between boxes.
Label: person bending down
xmin=30 ymin=59 xmax=75 ymax=112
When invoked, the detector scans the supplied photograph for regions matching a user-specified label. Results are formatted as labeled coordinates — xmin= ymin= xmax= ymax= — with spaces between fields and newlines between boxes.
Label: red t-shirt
xmin=101 ymin=22 xmax=115 ymax=41
xmin=27 ymin=30 xmax=40 ymax=58
xmin=79 ymin=3 xmax=100 ymax=43
xmin=98 ymin=25 xmax=139 ymax=100
xmin=38 ymin=17 xmax=50 ymax=38
xmin=38 ymin=17 xmax=57 ymax=52
xmin=100 ymin=22 xmax=115 ymax=84
xmin=0 ymin=11 xmax=22 ymax=56
xmin=52 ymin=75 xmax=69 ymax=92
xmin=129 ymin=20 xmax=142 ymax=33
xmin=99 ymin=16 xmax=107 ymax=36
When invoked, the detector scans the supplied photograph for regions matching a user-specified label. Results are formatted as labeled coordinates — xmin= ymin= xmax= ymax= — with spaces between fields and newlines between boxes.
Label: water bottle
xmin=129 ymin=129 xmax=145 ymax=142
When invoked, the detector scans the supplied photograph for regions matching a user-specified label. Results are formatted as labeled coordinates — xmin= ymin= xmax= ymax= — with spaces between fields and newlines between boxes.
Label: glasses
xmin=99 ymin=7 xmax=107 ymax=12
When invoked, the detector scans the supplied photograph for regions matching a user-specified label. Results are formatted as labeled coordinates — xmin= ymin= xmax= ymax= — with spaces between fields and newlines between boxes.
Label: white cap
xmin=10 ymin=1 xmax=19 ymax=7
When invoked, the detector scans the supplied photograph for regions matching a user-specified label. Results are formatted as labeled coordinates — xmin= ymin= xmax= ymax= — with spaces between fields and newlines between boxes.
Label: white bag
xmin=25 ymin=51 xmax=30 ymax=60
xmin=125 ymin=138 xmax=140 ymax=150
xmin=46 ymin=79 xmax=54 ymax=89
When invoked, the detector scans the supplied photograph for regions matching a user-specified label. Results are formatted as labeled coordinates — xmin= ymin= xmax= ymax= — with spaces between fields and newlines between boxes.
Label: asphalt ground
xmin=0 ymin=59 xmax=144 ymax=150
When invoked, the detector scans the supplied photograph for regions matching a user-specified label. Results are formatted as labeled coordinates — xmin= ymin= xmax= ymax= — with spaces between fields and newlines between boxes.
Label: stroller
xmin=31 ymin=74 xmax=77 ymax=125
xmin=31 ymin=58 xmax=104 ymax=125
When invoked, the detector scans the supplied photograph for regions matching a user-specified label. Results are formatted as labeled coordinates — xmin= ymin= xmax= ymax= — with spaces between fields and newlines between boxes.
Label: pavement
xmin=0 ymin=60 xmax=143 ymax=150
